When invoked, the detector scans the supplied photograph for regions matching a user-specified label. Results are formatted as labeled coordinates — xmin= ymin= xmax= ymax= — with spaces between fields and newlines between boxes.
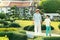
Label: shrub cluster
xmin=0 ymin=20 xmax=21 ymax=28
xmin=58 ymin=24 xmax=60 ymax=29
xmin=9 ymin=23 xmax=21 ymax=28
xmin=44 ymin=37 xmax=60 ymax=40
xmin=0 ymin=32 xmax=27 ymax=40
xmin=24 ymin=25 xmax=54 ymax=31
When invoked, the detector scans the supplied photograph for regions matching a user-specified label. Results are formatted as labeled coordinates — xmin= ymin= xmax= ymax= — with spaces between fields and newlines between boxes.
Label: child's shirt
xmin=33 ymin=13 xmax=42 ymax=22
xmin=44 ymin=18 xmax=51 ymax=26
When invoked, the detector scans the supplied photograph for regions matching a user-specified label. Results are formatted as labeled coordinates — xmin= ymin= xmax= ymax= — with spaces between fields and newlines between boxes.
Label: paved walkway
xmin=26 ymin=31 xmax=60 ymax=37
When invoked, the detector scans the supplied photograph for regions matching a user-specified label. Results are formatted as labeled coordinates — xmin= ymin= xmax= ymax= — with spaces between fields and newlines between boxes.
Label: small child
xmin=44 ymin=15 xmax=51 ymax=36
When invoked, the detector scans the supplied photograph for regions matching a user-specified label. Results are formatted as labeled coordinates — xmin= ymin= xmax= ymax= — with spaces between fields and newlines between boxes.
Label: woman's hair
xmin=46 ymin=15 xmax=50 ymax=18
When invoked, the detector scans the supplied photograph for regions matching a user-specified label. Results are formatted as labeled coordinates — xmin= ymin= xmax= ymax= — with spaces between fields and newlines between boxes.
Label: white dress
xmin=33 ymin=13 xmax=42 ymax=34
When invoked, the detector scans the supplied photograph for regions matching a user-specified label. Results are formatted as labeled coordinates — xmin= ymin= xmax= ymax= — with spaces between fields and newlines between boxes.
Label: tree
xmin=8 ymin=5 xmax=20 ymax=20
xmin=39 ymin=0 xmax=60 ymax=13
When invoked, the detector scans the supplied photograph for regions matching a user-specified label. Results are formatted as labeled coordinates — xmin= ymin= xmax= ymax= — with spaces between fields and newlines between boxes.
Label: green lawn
xmin=0 ymin=37 xmax=9 ymax=40
xmin=15 ymin=20 xmax=60 ymax=30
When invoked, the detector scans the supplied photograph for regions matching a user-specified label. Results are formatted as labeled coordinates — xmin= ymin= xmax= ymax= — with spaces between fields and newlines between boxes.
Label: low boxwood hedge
xmin=41 ymin=25 xmax=54 ymax=30
xmin=44 ymin=37 xmax=60 ymax=40
xmin=58 ymin=24 xmax=60 ymax=29
xmin=9 ymin=23 xmax=21 ymax=28
xmin=0 ymin=20 xmax=21 ymax=28
xmin=0 ymin=20 xmax=9 ymax=28
xmin=24 ymin=25 xmax=34 ymax=31
xmin=23 ymin=25 xmax=54 ymax=31
xmin=0 ymin=32 xmax=27 ymax=40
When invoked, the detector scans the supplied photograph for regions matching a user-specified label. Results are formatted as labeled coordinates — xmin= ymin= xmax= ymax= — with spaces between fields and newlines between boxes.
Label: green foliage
xmin=58 ymin=24 xmax=60 ymax=29
xmin=7 ymin=5 xmax=20 ymax=21
xmin=39 ymin=0 xmax=60 ymax=13
xmin=0 ymin=32 xmax=27 ymax=40
xmin=0 ymin=20 xmax=21 ymax=28
xmin=9 ymin=23 xmax=21 ymax=28
xmin=24 ymin=25 xmax=34 ymax=31
xmin=0 ymin=20 xmax=9 ymax=28
xmin=41 ymin=25 xmax=54 ymax=30
xmin=0 ymin=13 xmax=6 ymax=19
xmin=24 ymin=25 xmax=54 ymax=31
xmin=44 ymin=37 xmax=60 ymax=40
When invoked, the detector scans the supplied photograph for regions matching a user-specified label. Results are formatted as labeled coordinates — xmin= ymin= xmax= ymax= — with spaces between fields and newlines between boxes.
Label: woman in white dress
xmin=33 ymin=9 xmax=42 ymax=35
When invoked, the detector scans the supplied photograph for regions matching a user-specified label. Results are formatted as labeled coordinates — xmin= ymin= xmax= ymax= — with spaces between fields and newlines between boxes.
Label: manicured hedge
xmin=41 ymin=25 xmax=54 ymax=30
xmin=0 ymin=32 xmax=27 ymax=40
xmin=44 ymin=37 xmax=60 ymax=40
xmin=9 ymin=23 xmax=21 ymax=28
xmin=24 ymin=25 xmax=54 ymax=31
xmin=0 ymin=13 xmax=6 ymax=19
xmin=0 ymin=20 xmax=21 ymax=28
xmin=58 ymin=24 xmax=60 ymax=29
xmin=0 ymin=20 xmax=9 ymax=28
xmin=24 ymin=25 xmax=34 ymax=31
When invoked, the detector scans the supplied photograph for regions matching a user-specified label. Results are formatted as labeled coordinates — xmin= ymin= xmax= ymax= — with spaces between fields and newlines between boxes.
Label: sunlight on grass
xmin=51 ymin=22 xmax=60 ymax=30
xmin=0 ymin=28 xmax=18 ymax=31
xmin=0 ymin=37 xmax=9 ymax=40
xmin=15 ymin=20 xmax=60 ymax=30
xmin=15 ymin=20 xmax=33 ymax=27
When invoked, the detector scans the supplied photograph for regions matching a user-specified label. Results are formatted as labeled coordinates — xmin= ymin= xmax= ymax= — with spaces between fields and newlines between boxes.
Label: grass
xmin=15 ymin=20 xmax=33 ymax=29
xmin=0 ymin=37 xmax=9 ymax=40
xmin=0 ymin=28 xmax=18 ymax=31
xmin=15 ymin=20 xmax=60 ymax=30
xmin=51 ymin=22 xmax=60 ymax=30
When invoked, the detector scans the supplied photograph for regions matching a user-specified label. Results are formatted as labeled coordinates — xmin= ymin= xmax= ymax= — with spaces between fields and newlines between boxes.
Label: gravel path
xmin=26 ymin=31 xmax=60 ymax=37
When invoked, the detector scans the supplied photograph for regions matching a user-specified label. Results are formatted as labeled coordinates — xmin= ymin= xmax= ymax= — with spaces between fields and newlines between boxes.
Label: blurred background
xmin=0 ymin=0 xmax=60 ymax=40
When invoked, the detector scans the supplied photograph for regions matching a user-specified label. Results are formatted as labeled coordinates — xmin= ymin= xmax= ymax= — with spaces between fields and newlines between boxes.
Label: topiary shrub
xmin=44 ymin=37 xmax=60 ymax=40
xmin=0 ymin=32 xmax=27 ymax=40
xmin=41 ymin=25 xmax=46 ymax=30
xmin=3 ymin=21 xmax=8 ymax=26
xmin=9 ymin=23 xmax=21 ymax=28
xmin=9 ymin=19 xmax=15 ymax=23
xmin=50 ymin=26 xmax=54 ymax=30
xmin=28 ymin=25 xmax=34 ymax=31
xmin=24 ymin=25 xmax=34 ymax=31
xmin=24 ymin=25 xmax=54 ymax=31
xmin=0 ymin=13 xmax=6 ymax=19
xmin=23 ymin=26 xmax=30 ymax=31
xmin=0 ymin=20 xmax=9 ymax=28
xmin=41 ymin=25 xmax=54 ymax=30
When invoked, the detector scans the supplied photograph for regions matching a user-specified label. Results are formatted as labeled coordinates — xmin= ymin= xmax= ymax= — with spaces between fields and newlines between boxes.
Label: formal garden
xmin=0 ymin=0 xmax=60 ymax=40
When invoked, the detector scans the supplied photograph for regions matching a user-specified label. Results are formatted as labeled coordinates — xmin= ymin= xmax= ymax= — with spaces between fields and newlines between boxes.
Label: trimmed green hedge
xmin=0 ymin=13 xmax=6 ymax=19
xmin=0 ymin=20 xmax=21 ymax=28
xmin=0 ymin=32 xmax=27 ymax=40
xmin=24 ymin=25 xmax=54 ymax=31
xmin=0 ymin=20 xmax=9 ymax=28
xmin=9 ymin=23 xmax=21 ymax=28
xmin=58 ymin=24 xmax=60 ymax=29
xmin=44 ymin=37 xmax=60 ymax=40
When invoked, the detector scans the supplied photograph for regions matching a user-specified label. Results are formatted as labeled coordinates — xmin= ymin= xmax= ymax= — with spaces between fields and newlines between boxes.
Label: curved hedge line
xmin=44 ymin=37 xmax=60 ymax=40
xmin=24 ymin=25 xmax=54 ymax=31
xmin=58 ymin=24 xmax=60 ymax=29
xmin=0 ymin=32 xmax=27 ymax=40
xmin=9 ymin=23 xmax=21 ymax=28
xmin=0 ymin=20 xmax=21 ymax=28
